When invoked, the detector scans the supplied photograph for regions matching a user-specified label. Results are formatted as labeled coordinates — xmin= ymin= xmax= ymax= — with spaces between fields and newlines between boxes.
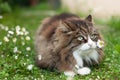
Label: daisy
xmin=22 ymin=27 xmax=26 ymax=32
xmin=5 ymin=27 xmax=9 ymax=31
xmin=27 ymin=64 xmax=33 ymax=70
xmin=97 ymin=40 xmax=104 ymax=48
xmin=38 ymin=55 xmax=42 ymax=61
xmin=0 ymin=15 xmax=3 ymax=19
xmin=24 ymin=31 xmax=29 ymax=35
xmin=21 ymin=42 xmax=25 ymax=46
xmin=13 ymin=38 xmax=17 ymax=43
xmin=0 ymin=41 xmax=2 ymax=45
xmin=13 ymin=47 xmax=18 ymax=53
xmin=25 ymin=36 xmax=30 ymax=40
xmin=4 ymin=36 xmax=9 ymax=42
xmin=26 ymin=47 xmax=31 ymax=51
xmin=8 ymin=30 xmax=14 ymax=35
xmin=15 ymin=25 xmax=20 ymax=31
xmin=15 ymin=55 xmax=18 ymax=59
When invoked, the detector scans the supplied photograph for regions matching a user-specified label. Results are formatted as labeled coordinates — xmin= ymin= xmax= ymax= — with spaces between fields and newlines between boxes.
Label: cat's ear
xmin=85 ymin=14 xmax=92 ymax=22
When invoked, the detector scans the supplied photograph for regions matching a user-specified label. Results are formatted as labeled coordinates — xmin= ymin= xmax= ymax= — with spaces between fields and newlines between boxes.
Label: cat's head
xmin=58 ymin=15 xmax=104 ymax=51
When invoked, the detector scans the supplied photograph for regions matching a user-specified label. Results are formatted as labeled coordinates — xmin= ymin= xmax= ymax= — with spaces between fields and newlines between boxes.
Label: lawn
xmin=0 ymin=3 xmax=120 ymax=80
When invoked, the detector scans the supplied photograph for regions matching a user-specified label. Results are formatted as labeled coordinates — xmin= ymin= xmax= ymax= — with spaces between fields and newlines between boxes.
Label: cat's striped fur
xmin=35 ymin=13 xmax=104 ymax=76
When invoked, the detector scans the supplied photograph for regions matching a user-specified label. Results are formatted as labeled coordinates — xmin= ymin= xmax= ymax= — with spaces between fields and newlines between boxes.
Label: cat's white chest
xmin=73 ymin=49 xmax=99 ymax=67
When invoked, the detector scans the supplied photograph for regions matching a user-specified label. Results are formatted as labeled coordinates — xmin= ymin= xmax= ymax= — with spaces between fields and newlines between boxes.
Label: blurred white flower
xmin=0 ymin=15 xmax=3 ymax=19
xmin=15 ymin=55 xmax=18 ymax=59
xmin=22 ymin=27 xmax=26 ymax=32
xmin=0 ymin=41 xmax=2 ymax=45
xmin=15 ymin=25 xmax=21 ymax=35
xmin=13 ymin=47 xmax=18 ymax=53
xmin=21 ymin=42 xmax=25 ymax=46
xmin=16 ymin=25 xmax=20 ymax=31
xmin=0 ymin=24 xmax=5 ymax=30
xmin=97 ymin=40 xmax=104 ymax=48
xmin=38 ymin=55 xmax=42 ymax=61
xmin=25 ymin=36 xmax=30 ymax=40
xmin=34 ymin=78 xmax=37 ymax=80
xmin=20 ymin=31 xmax=24 ymax=35
xmin=7 ymin=34 xmax=10 ymax=37
xmin=23 ymin=63 xmax=26 ymax=66
xmin=75 ymin=65 xmax=79 ymax=69
xmin=16 ymin=30 xmax=21 ymax=35
xmin=27 ymin=64 xmax=33 ymax=70
xmin=13 ymin=38 xmax=17 ymax=43
xmin=5 ymin=27 xmax=9 ymax=31
xmin=18 ymin=51 xmax=22 ymax=54
xmin=4 ymin=36 xmax=9 ymax=42
xmin=26 ymin=47 xmax=31 ymax=51
xmin=8 ymin=30 xmax=14 ymax=35
xmin=1 ymin=55 xmax=4 ymax=58
xmin=26 ymin=54 xmax=29 ymax=57
xmin=24 ymin=31 xmax=29 ymax=35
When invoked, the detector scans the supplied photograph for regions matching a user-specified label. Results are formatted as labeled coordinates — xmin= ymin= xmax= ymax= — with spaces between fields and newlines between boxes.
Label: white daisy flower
xmin=0 ymin=41 xmax=2 ymax=45
xmin=26 ymin=47 xmax=31 ymax=51
xmin=13 ymin=38 xmax=17 ymax=43
xmin=26 ymin=54 xmax=29 ymax=57
xmin=23 ymin=63 xmax=26 ymax=66
xmin=0 ymin=24 xmax=5 ymax=30
xmin=20 ymin=31 xmax=24 ymax=35
xmin=8 ymin=30 xmax=14 ymax=35
xmin=22 ymin=27 xmax=26 ymax=32
xmin=75 ymin=65 xmax=79 ymax=69
xmin=27 ymin=64 xmax=33 ymax=70
xmin=15 ymin=55 xmax=18 ymax=59
xmin=4 ymin=36 xmax=9 ymax=42
xmin=97 ymin=40 xmax=104 ymax=48
xmin=1 ymin=55 xmax=4 ymax=58
xmin=16 ymin=30 xmax=21 ymax=35
xmin=5 ymin=27 xmax=9 ymax=31
xmin=0 ymin=15 xmax=3 ymax=19
xmin=24 ymin=31 xmax=29 ymax=35
xmin=7 ymin=34 xmax=10 ymax=37
xmin=13 ymin=47 xmax=18 ymax=53
xmin=21 ymin=42 xmax=25 ymax=46
xmin=38 ymin=55 xmax=42 ymax=61
xmin=16 ymin=25 xmax=20 ymax=31
xmin=18 ymin=51 xmax=22 ymax=53
xmin=25 ymin=36 xmax=30 ymax=40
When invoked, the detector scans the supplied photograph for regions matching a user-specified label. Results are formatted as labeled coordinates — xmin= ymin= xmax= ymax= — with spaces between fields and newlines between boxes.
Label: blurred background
xmin=1 ymin=0 xmax=120 ymax=18
xmin=0 ymin=0 xmax=120 ymax=80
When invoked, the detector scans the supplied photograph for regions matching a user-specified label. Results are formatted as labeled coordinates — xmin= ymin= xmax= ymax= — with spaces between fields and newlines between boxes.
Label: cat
xmin=35 ymin=13 xmax=104 ymax=77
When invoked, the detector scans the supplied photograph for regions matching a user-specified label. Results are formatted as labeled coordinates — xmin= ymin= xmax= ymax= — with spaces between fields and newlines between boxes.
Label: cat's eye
xmin=77 ymin=36 xmax=84 ymax=41
xmin=91 ymin=34 xmax=97 ymax=39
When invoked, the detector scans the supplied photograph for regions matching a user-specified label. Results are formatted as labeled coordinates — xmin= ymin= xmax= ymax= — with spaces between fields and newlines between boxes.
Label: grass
xmin=0 ymin=3 xmax=120 ymax=80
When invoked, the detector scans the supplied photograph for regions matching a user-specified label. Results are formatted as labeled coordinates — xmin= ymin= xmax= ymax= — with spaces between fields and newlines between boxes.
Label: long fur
xmin=35 ymin=13 xmax=104 ymax=72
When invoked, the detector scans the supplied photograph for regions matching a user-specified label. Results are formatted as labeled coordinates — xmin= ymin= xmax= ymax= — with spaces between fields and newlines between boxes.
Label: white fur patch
xmin=73 ymin=36 xmax=99 ymax=68
xmin=64 ymin=71 xmax=76 ymax=77
xmin=77 ymin=67 xmax=91 ymax=75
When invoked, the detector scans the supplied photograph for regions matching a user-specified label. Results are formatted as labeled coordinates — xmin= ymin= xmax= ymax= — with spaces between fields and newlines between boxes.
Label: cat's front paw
xmin=77 ymin=67 xmax=91 ymax=75
xmin=64 ymin=71 xmax=76 ymax=77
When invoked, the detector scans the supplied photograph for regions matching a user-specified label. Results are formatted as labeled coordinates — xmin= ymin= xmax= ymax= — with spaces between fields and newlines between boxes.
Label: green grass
xmin=0 ymin=3 xmax=120 ymax=80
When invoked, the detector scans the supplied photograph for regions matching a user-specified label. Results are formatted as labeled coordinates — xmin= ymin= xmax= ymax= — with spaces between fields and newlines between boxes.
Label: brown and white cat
xmin=35 ymin=13 xmax=104 ymax=77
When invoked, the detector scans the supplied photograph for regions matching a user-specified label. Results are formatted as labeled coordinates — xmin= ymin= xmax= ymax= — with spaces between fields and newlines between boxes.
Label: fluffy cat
xmin=35 ymin=13 xmax=104 ymax=77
